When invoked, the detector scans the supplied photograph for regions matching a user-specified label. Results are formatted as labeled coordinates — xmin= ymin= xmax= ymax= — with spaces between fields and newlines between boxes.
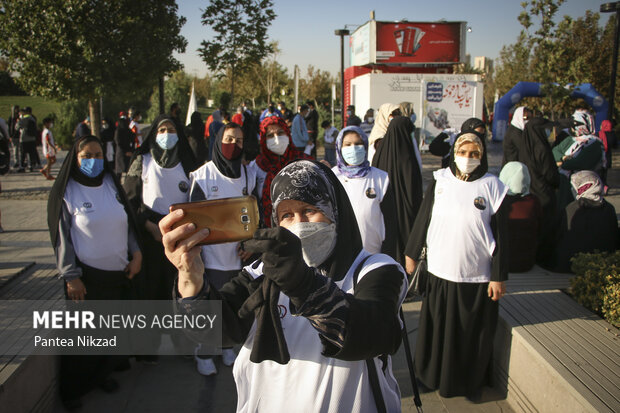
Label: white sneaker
xmin=221 ymin=348 xmax=237 ymax=367
xmin=196 ymin=357 xmax=217 ymax=376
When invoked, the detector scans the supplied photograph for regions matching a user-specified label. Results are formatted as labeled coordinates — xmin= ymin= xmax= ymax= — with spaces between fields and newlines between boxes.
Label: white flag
xmin=186 ymin=82 xmax=197 ymax=126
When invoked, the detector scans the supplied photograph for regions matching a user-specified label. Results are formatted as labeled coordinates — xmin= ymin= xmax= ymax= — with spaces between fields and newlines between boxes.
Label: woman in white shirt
xmin=404 ymin=132 xmax=509 ymax=401
xmin=188 ymin=122 xmax=256 ymax=374
xmin=47 ymin=136 xmax=142 ymax=409
xmin=332 ymin=125 xmax=397 ymax=258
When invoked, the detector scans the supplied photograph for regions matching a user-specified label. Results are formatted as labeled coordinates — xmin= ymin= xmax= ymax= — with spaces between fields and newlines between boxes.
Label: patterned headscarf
xmin=271 ymin=160 xmax=337 ymax=226
xmin=570 ymin=170 xmax=603 ymax=205
xmin=255 ymin=116 xmax=309 ymax=227
xmin=572 ymin=110 xmax=596 ymax=137
xmin=335 ymin=125 xmax=371 ymax=179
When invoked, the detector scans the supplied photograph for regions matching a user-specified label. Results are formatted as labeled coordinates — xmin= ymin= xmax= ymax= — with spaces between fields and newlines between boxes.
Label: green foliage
xmin=494 ymin=1 xmax=618 ymax=118
xmin=147 ymin=71 xmax=193 ymax=122
xmin=198 ymin=0 xmax=276 ymax=104
xmin=0 ymin=0 xmax=186 ymax=103
xmin=0 ymin=96 xmax=60 ymax=121
xmin=56 ymin=100 xmax=87 ymax=149
xmin=570 ymin=250 xmax=620 ymax=327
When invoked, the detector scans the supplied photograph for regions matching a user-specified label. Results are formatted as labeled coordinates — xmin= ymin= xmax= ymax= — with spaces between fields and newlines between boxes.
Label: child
xmin=321 ymin=120 xmax=338 ymax=167
xmin=41 ymin=117 xmax=56 ymax=180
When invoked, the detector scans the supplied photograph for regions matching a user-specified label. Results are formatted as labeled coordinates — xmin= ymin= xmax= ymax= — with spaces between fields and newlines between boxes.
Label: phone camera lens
xmin=241 ymin=215 xmax=250 ymax=224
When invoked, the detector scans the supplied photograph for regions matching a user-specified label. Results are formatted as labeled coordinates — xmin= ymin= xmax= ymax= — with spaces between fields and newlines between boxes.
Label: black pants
xmin=20 ymin=141 xmax=38 ymax=168
xmin=59 ymin=265 xmax=130 ymax=402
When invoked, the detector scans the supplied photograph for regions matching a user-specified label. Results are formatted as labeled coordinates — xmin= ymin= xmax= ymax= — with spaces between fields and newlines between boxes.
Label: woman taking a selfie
xmin=47 ymin=135 xmax=142 ymax=409
xmin=161 ymin=159 xmax=407 ymax=413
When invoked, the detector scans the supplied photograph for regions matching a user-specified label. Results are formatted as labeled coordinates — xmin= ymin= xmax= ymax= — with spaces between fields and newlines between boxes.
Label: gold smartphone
xmin=169 ymin=196 xmax=259 ymax=245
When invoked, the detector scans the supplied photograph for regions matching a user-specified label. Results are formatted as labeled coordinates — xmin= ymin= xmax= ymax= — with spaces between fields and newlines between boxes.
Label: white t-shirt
xmin=41 ymin=128 xmax=55 ymax=157
xmin=248 ymin=160 xmax=267 ymax=202
xmin=333 ymin=166 xmax=389 ymax=254
xmin=63 ymin=175 xmax=129 ymax=271
xmin=233 ymin=251 xmax=406 ymax=413
xmin=190 ymin=161 xmax=257 ymax=271
xmin=141 ymin=153 xmax=190 ymax=215
xmin=426 ymin=168 xmax=508 ymax=283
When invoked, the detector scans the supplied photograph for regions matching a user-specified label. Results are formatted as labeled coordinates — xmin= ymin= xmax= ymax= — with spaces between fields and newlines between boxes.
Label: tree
xmin=0 ymin=0 xmax=187 ymax=137
xmin=300 ymin=66 xmax=335 ymax=108
xmin=147 ymin=71 xmax=193 ymax=122
xmin=198 ymin=0 xmax=276 ymax=108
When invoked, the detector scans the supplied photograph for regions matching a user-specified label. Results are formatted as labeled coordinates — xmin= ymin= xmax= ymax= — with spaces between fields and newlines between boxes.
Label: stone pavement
xmin=1 ymin=141 xmax=618 ymax=413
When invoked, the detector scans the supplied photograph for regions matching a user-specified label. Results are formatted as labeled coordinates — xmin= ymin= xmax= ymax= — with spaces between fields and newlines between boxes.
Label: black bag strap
xmin=352 ymin=254 xmax=387 ymax=413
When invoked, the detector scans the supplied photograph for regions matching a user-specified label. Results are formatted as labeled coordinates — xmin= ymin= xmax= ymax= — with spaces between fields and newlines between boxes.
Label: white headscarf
xmin=368 ymin=103 xmax=399 ymax=147
xmin=510 ymin=106 xmax=527 ymax=130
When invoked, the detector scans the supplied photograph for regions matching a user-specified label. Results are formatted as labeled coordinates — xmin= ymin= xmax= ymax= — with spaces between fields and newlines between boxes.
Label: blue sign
xmin=426 ymin=82 xmax=443 ymax=102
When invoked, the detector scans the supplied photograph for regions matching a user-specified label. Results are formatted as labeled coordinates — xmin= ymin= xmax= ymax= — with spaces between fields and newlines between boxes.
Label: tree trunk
xmin=230 ymin=66 xmax=236 ymax=111
xmin=88 ymin=99 xmax=101 ymax=138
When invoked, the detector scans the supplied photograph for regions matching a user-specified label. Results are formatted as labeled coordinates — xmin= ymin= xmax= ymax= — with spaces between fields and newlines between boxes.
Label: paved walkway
xmin=1 ymin=141 xmax=618 ymax=412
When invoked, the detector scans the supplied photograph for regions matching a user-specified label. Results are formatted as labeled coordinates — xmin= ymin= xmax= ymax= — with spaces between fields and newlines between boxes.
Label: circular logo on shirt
xmin=278 ymin=305 xmax=287 ymax=319
xmin=83 ymin=202 xmax=92 ymax=209
xmin=474 ymin=196 xmax=487 ymax=210
xmin=365 ymin=188 xmax=377 ymax=199
xmin=211 ymin=186 xmax=218 ymax=192
xmin=178 ymin=181 xmax=189 ymax=193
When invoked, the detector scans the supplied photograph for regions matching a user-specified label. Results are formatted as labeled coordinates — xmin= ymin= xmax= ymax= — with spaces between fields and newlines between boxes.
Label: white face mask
xmin=454 ymin=156 xmax=481 ymax=174
xmin=266 ymin=134 xmax=289 ymax=155
xmin=287 ymin=221 xmax=337 ymax=268
xmin=367 ymin=117 xmax=374 ymax=123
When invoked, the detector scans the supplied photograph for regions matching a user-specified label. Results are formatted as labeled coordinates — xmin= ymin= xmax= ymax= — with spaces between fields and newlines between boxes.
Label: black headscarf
xmin=239 ymin=159 xmax=363 ymax=364
xmin=461 ymin=117 xmax=486 ymax=134
xmin=131 ymin=114 xmax=196 ymax=175
xmin=448 ymin=131 xmax=489 ymax=182
xmin=47 ymin=136 xmax=139 ymax=248
xmin=212 ymin=123 xmax=244 ymax=179
xmin=371 ymin=116 xmax=423 ymax=266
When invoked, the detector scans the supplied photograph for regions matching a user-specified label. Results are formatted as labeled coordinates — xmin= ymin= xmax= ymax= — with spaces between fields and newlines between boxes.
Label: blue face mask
xmin=156 ymin=132 xmax=178 ymax=150
xmin=80 ymin=158 xmax=104 ymax=178
xmin=341 ymin=145 xmax=366 ymax=166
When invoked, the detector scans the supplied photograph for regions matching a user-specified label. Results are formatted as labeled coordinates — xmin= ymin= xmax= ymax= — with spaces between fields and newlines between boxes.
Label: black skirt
xmin=414 ymin=272 xmax=498 ymax=398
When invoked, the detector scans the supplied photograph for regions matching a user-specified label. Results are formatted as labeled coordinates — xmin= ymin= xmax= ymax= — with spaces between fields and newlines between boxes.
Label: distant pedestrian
xmin=321 ymin=120 xmax=338 ymax=167
xmin=345 ymin=104 xmax=362 ymax=127
xmin=169 ymin=102 xmax=183 ymax=132
xmin=114 ymin=117 xmax=135 ymax=179
xmin=186 ymin=111 xmax=208 ymax=165
xmin=502 ymin=106 xmax=531 ymax=166
xmin=7 ymin=105 xmax=20 ymax=168
xmin=305 ymin=100 xmax=319 ymax=158
xmin=74 ymin=115 xmax=91 ymax=142
xmin=18 ymin=107 xmax=39 ymax=172
xmin=232 ymin=106 xmax=244 ymax=125
xmin=291 ymin=104 xmax=310 ymax=151
xmin=129 ymin=111 xmax=143 ymax=148
xmin=360 ymin=109 xmax=374 ymax=135
xmin=100 ymin=117 xmax=116 ymax=171
xmin=259 ymin=104 xmax=282 ymax=122
xmin=40 ymin=117 xmax=56 ymax=180
xmin=368 ymin=103 xmax=400 ymax=163
xmin=277 ymin=101 xmax=293 ymax=124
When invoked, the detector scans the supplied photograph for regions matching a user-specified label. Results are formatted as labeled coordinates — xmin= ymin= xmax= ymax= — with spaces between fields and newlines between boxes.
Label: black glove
xmin=555 ymin=118 xmax=581 ymax=130
xmin=242 ymin=227 xmax=315 ymax=299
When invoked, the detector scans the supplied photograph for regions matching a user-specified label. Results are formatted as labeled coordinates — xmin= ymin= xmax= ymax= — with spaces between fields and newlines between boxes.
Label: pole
xmin=610 ymin=8 xmax=620 ymax=122
xmin=340 ymin=33 xmax=345 ymax=129
xmin=159 ymin=77 xmax=165 ymax=115
xmin=334 ymin=29 xmax=350 ymax=129
xmin=294 ymin=65 xmax=299 ymax=112
xmin=602 ymin=2 xmax=620 ymax=122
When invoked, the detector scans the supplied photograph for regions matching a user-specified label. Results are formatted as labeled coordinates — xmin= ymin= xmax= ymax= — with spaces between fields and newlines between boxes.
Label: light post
xmin=601 ymin=2 xmax=620 ymax=122
xmin=334 ymin=29 xmax=350 ymax=128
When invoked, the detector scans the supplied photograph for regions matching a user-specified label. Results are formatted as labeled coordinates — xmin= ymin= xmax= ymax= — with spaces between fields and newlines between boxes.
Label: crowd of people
xmin=0 ymin=95 xmax=611 ymax=411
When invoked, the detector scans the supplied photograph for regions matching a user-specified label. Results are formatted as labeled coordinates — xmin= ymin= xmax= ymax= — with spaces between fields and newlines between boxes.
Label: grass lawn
xmin=0 ymin=96 xmax=61 ymax=120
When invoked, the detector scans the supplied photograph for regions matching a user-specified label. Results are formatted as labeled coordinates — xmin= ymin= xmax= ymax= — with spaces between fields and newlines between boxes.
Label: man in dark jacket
xmin=18 ymin=108 xmax=39 ymax=172
xmin=305 ymin=100 xmax=319 ymax=158
xmin=345 ymin=105 xmax=362 ymax=126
